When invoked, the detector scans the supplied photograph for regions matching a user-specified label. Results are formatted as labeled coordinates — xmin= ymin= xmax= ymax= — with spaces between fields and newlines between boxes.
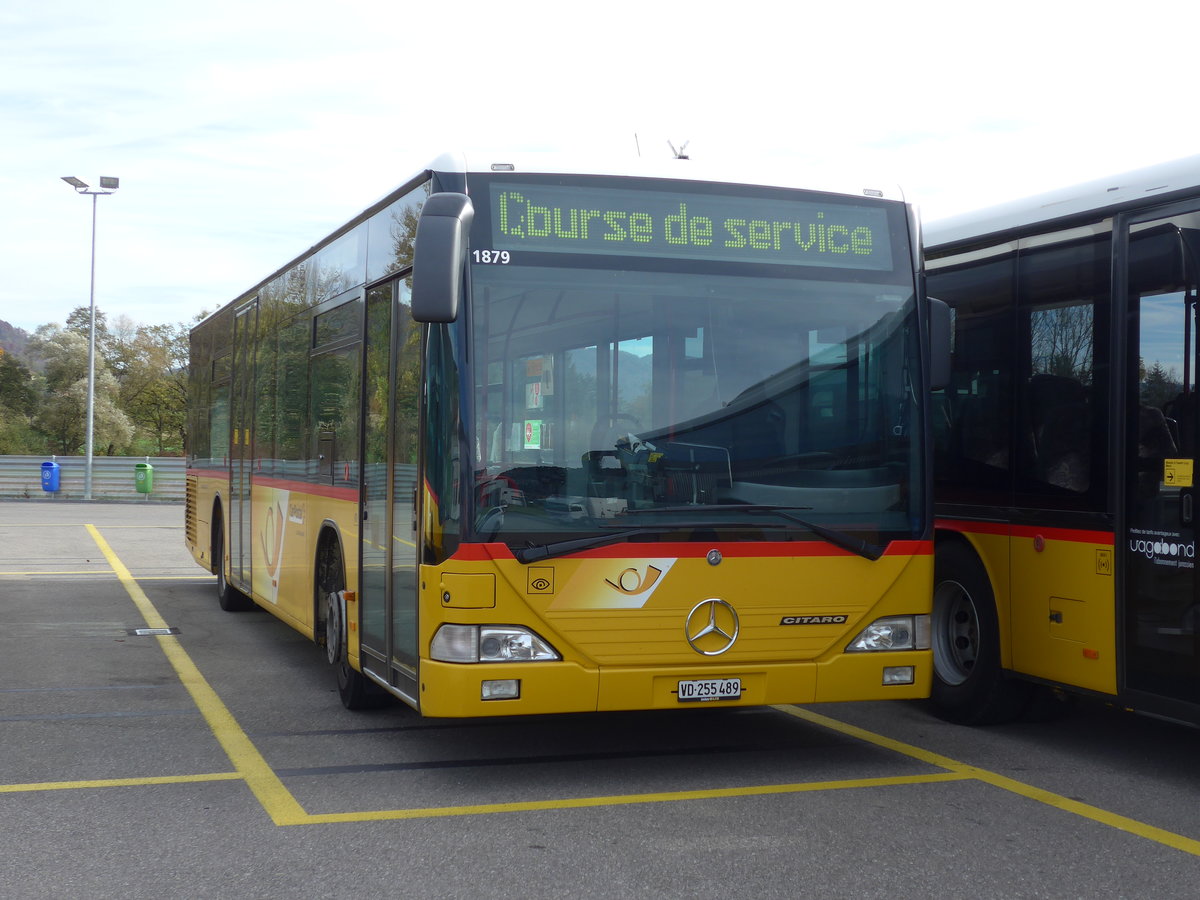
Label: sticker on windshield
xmin=524 ymin=420 xmax=542 ymax=449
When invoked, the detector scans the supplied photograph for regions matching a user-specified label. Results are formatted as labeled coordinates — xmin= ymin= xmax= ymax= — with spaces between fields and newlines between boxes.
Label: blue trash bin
xmin=41 ymin=460 xmax=61 ymax=492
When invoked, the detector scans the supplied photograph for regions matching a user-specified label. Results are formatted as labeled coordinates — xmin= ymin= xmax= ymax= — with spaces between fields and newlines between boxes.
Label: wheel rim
xmin=325 ymin=590 xmax=342 ymax=666
xmin=215 ymin=530 xmax=226 ymax=596
xmin=933 ymin=579 xmax=979 ymax=686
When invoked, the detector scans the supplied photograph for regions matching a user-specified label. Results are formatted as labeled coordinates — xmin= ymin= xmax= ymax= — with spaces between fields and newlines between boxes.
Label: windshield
xmin=466 ymin=175 xmax=923 ymax=551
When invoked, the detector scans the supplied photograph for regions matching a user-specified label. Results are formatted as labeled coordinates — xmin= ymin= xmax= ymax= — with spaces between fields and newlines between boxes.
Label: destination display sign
xmin=487 ymin=182 xmax=895 ymax=271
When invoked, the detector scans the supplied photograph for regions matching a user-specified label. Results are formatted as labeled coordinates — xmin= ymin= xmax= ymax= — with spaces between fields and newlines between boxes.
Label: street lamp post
xmin=61 ymin=175 xmax=120 ymax=501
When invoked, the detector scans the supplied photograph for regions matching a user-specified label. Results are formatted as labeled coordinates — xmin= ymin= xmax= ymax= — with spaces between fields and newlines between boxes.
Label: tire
xmin=214 ymin=519 xmax=253 ymax=612
xmin=316 ymin=538 xmax=388 ymax=710
xmin=930 ymin=540 xmax=1031 ymax=725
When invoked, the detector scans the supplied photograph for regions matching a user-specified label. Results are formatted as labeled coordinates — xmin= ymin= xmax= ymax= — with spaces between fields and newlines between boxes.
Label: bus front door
xmin=230 ymin=299 xmax=257 ymax=591
xmin=1123 ymin=211 xmax=1200 ymax=707
xmin=359 ymin=280 xmax=419 ymax=704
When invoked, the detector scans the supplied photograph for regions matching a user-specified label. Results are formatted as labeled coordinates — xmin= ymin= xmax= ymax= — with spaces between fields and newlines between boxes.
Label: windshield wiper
xmin=513 ymin=506 xmax=886 ymax=564
xmin=771 ymin=511 xmax=885 ymax=561
xmin=619 ymin=504 xmax=886 ymax=561
xmin=513 ymin=529 xmax=646 ymax=564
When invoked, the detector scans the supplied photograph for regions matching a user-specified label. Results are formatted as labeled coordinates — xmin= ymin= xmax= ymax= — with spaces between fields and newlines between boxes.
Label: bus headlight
xmin=846 ymin=615 xmax=930 ymax=652
xmin=430 ymin=624 xmax=560 ymax=663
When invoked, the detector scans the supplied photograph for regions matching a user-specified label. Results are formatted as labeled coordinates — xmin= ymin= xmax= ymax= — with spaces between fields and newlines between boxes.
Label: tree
xmin=0 ymin=350 xmax=38 ymax=417
xmin=28 ymin=325 xmax=134 ymax=455
xmin=1030 ymin=304 xmax=1093 ymax=383
xmin=8 ymin=308 xmax=199 ymax=458
xmin=0 ymin=408 xmax=44 ymax=454
xmin=110 ymin=319 xmax=189 ymax=454
xmin=0 ymin=349 xmax=44 ymax=453
xmin=32 ymin=326 xmax=90 ymax=391
xmin=1142 ymin=360 xmax=1182 ymax=411
xmin=64 ymin=306 xmax=114 ymax=365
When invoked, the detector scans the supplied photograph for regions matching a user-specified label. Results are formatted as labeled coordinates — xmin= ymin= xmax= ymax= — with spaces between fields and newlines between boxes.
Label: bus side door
xmin=1121 ymin=209 xmax=1200 ymax=707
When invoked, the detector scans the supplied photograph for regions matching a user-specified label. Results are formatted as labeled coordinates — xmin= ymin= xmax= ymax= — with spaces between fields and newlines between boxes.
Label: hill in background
xmin=0 ymin=319 xmax=31 ymax=359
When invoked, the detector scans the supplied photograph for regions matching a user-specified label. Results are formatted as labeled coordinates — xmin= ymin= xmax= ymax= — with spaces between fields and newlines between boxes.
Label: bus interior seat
xmin=1027 ymin=373 xmax=1089 ymax=492
xmin=658 ymin=442 xmax=732 ymax=504
xmin=957 ymin=390 xmax=1009 ymax=471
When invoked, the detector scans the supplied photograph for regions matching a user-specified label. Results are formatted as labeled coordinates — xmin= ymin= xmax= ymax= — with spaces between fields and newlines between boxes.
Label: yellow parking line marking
xmin=778 ymin=705 xmax=1200 ymax=858
xmin=51 ymin=524 xmax=1200 ymax=848
xmin=0 ymin=773 xmax=241 ymax=794
xmin=86 ymin=525 xmax=309 ymax=826
xmin=298 ymin=772 xmax=969 ymax=823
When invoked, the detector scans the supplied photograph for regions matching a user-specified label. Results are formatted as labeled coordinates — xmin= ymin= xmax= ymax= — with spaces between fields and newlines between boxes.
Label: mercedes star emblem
xmin=685 ymin=598 xmax=739 ymax=656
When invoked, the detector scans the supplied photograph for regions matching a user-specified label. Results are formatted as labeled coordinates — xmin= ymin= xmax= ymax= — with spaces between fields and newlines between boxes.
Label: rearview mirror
xmin=411 ymin=192 xmax=475 ymax=323
xmin=928 ymin=297 xmax=951 ymax=391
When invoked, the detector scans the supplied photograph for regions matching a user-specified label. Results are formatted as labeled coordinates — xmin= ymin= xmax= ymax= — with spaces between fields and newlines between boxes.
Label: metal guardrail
xmin=0 ymin=455 xmax=186 ymax=502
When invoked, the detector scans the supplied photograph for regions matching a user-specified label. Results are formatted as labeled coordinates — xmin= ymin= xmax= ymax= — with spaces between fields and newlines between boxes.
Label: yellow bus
xmin=186 ymin=153 xmax=944 ymax=715
xmin=926 ymin=154 xmax=1200 ymax=725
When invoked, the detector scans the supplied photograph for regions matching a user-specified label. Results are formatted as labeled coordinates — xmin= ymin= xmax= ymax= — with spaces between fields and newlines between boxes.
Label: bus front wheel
xmin=930 ymin=541 xmax=1030 ymax=725
xmin=316 ymin=538 xmax=385 ymax=710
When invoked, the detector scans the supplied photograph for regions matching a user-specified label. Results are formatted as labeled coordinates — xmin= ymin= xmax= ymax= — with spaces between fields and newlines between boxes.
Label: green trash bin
xmin=135 ymin=462 xmax=154 ymax=494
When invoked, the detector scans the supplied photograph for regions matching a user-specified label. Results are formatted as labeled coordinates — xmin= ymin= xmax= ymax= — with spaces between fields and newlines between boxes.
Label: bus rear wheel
xmin=930 ymin=541 xmax=1030 ymax=725
xmin=213 ymin=519 xmax=252 ymax=612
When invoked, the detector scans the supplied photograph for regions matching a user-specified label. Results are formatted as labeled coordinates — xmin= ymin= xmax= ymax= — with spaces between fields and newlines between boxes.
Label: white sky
xmin=2 ymin=0 xmax=1199 ymax=334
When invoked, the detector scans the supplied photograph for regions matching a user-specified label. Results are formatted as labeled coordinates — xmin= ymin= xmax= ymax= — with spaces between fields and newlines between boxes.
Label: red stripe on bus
xmin=187 ymin=469 xmax=357 ymax=502
xmin=452 ymin=539 xmax=932 ymax=562
xmin=251 ymin=476 xmax=358 ymax=501
xmin=936 ymin=518 xmax=1114 ymax=546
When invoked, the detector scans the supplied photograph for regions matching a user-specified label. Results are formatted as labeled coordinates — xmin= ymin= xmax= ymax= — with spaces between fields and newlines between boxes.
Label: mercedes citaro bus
xmin=186 ymin=152 xmax=946 ymax=716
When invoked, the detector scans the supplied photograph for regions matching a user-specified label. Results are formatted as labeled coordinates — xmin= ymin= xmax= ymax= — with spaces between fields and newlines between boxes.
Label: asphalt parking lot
xmin=3 ymin=500 xmax=1200 ymax=899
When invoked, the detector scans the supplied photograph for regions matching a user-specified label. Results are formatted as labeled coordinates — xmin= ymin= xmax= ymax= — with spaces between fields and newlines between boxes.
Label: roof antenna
xmin=634 ymin=133 xmax=642 ymax=157
xmin=668 ymin=140 xmax=690 ymax=160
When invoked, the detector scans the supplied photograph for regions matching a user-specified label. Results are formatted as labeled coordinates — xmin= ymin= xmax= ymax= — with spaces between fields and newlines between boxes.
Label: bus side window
xmin=929 ymin=251 xmax=1015 ymax=505
xmin=310 ymin=345 xmax=361 ymax=487
xmin=1015 ymin=236 xmax=1110 ymax=507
